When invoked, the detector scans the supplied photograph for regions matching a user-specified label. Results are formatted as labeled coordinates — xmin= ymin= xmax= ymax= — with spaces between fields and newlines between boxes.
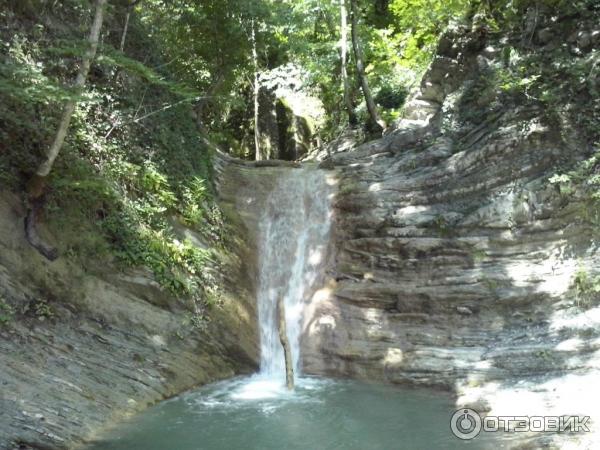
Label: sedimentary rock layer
xmin=0 ymin=190 xmax=259 ymax=450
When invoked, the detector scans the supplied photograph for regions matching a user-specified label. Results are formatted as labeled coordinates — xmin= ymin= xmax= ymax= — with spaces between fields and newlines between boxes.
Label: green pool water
xmin=85 ymin=376 xmax=513 ymax=450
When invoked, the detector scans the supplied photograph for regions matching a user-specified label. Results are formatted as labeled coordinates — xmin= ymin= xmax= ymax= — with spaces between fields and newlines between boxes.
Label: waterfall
xmin=256 ymin=166 xmax=333 ymax=380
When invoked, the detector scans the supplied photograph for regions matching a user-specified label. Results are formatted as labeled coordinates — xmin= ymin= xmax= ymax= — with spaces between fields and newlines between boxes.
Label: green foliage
xmin=549 ymin=149 xmax=600 ymax=228
xmin=549 ymin=151 xmax=600 ymax=192
xmin=48 ymin=136 xmax=222 ymax=306
xmin=0 ymin=3 xmax=226 ymax=316
xmin=33 ymin=300 xmax=54 ymax=320
xmin=0 ymin=297 xmax=15 ymax=326
xmin=0 ymin=155 xmax=18 ymax=187
xmin=389 ymin=0 xmax=471 ymax=69
xmin=481 ymin=276 xmax=499 ymax=290
xmin=472 ymin=248 xmax=487 ymax=262
xmin=184 ymin=311 xmax=211 ymax=331
xmin=180 ymin=177 xmax=208 ymax=226
xmin=432 ymin=214 xmax=452 ymax=237
xmin=0 ymin=35 xmax=62 ymax=186
xmin=549 ymin=173 xmax=574 ymax=196
xmin=0 ymin=35 xmax=82 ymax=105
xmin=478 ymin=13 xmax=599 ymax=142
xmin=481 ymin=0 xmax=598 ymax=28
xmin=573 ymin=266 xmax=600 ymax=307
xmin=96 ymin=48 xmax=200 ymax=99
xmin=497 ymin=66 xmax=541 ymax=96
xmin=107 ymin=217 xmax=212 ymax=299
xmin=276 ymin=0 xmax=436 ymax=138
xmin=374 ymin=85 xmax=408 ymax=109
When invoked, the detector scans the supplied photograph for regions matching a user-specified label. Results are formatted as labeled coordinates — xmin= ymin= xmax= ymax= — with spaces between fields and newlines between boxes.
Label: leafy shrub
xmin=0 ymin=15 xmax=224 ymax=316
xmin=375 ymin=85 xmax=408 ymax=109
xmin=573 ymin=267 xmax=600 ymax=307
xmin=180 ymin=177 xmax=208 ymax=226
xmin=0 ymin=297 xmax=15 ymax=325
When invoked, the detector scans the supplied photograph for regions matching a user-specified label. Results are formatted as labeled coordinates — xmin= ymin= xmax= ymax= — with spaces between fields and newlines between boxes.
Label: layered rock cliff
xmin=0 ymin=190 xmax=259 ymax=450
xmin=300 ymin=16 xmax=600 ymax=450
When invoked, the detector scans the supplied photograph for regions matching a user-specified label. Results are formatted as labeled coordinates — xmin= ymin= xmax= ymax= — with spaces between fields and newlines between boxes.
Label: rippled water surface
xmin=86 ymin=376 xmax=512 ymax=450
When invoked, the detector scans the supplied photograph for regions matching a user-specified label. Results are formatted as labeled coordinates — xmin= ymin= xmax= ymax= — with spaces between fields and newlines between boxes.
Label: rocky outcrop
xmin=0 ymin=190 xmax=259 ymax=450
xmin=255 ymin=65 xmax=324 ymax=161
xmin=301 ymin=21 xmax=600 ymax=449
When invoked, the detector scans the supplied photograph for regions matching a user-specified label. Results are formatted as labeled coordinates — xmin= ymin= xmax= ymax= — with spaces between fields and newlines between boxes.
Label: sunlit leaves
xmin=389 ymin=0 xmax=470 ymax=69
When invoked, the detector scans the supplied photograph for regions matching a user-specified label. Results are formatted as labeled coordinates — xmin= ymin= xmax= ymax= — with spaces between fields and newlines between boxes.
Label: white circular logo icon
xmin=450 ymin=408 xmax=482 ymax=440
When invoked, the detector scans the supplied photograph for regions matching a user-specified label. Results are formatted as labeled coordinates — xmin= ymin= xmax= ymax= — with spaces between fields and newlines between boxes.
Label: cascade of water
xmin=256 ymin=167 xmax=333 ymax=380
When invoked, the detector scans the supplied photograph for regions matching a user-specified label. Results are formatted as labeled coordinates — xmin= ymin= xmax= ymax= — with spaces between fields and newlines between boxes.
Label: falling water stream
xmin=257 ymin=167 xmax=332 ymax=379
xmin=86 ymin=166 xmax=511 ymax=450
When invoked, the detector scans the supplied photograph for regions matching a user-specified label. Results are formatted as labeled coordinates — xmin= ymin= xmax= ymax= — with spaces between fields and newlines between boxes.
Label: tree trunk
xmin=35 ymin=0 xmax=106 ymax=178
xmin=112 ymin=0 xmax=143 ymax=88
xmin=251 ymin=20 xmax=263 ymax=161
xmin=26 ymin=0 xmax=107 ymax=259
xmin=277 ymin=297 xmax=294 ymax=390
xmin=340 ymin=0 xmax=357 ymax=125
xmin=350 ymin=0 xmax=385 ymax=132
xmin=119 ymin=7 xmax=131 ymax=52
xmin=119 ymin=1 xmax=143 ymax=53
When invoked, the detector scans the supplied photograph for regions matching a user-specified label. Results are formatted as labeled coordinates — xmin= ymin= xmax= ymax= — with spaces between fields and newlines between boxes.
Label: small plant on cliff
xmin=0 ymin=297 xmax=15 ymax=325
xmin=180 ymin=177 xmax=208 ymax=226
xmin=472 ymin=248 xmax=487 ymax=263
xmin=549 ymin=173 xmax=575 ymax=196
xmin=21 ymin=298 xmax=54 ymax=321
xmin=549 ymin=149 xmax=600 ymax=228
xmin=185 ymin=312 xmax=211 ymax=331
xmin=432 ymin=214 xmax=452 ymax=237
xmin=573 ymin=266 xmax=600 ymax=308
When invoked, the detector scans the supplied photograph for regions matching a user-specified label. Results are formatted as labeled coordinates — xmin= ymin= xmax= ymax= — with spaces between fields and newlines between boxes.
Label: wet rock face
xmin=0 ymin=190 xmax=259 ymax=450
xmin=301 ymin=24 xmax=600 ymax=448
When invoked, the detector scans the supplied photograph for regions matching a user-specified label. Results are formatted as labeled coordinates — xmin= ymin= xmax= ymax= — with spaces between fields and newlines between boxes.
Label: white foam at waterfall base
xmin=228 ymin=374 xmax=330 ymax=402
xmin=187 ymin=375 xmax=333 ymax=411
xmin=246 ymin=167 xmax=333 ymax=396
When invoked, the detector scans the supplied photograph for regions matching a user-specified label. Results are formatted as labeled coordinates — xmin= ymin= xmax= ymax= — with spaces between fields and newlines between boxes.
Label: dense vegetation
xmin=0 ymin=0 xmax=598 ymax=322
